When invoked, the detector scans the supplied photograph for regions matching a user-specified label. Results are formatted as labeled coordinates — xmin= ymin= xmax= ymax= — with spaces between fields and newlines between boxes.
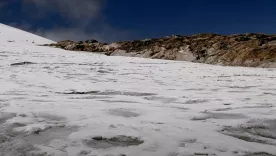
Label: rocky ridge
xmin=45 ymin=33 xmax=276 ymax=67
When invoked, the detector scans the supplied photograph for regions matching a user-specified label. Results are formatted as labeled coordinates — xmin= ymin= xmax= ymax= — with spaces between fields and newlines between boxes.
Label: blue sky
xmin=0 ymin=0 xmax=275 ymax=42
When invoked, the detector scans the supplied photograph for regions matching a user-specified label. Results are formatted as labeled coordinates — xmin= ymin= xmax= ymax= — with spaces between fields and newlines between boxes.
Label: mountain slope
xmin=0 ymin=25 xmax=276 ymax=156
xmin=0 ymin=23 xmax=55 ymax=45
xmin=48 ymin=33 xmax=276 ymax=68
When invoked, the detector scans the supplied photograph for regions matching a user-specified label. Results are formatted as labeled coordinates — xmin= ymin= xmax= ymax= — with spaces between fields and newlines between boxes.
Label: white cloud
xmin=5 ymin=0 xmax=133 ymax=42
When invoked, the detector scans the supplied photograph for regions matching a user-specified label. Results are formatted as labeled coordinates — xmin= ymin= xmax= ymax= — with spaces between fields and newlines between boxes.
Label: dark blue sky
xmin=0 ymin=0 xmax=275 ymax=42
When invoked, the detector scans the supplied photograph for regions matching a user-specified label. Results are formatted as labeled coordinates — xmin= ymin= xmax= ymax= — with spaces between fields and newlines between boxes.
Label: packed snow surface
xmin=0 ymin=24 xmax=276 ymax=156
xmin=0 ymin=23 xmax=55 ymax=45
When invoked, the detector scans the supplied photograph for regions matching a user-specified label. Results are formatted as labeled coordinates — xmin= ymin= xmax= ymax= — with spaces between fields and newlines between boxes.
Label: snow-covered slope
xmin=0 ymin=23 xmax=55 ymax=45
xmin=0 ymin=25 xmax=276 ymax=156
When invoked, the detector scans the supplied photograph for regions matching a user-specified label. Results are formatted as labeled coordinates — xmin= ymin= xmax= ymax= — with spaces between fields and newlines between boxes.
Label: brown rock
xmin=45 ymin=34 xmax=276 ymax=68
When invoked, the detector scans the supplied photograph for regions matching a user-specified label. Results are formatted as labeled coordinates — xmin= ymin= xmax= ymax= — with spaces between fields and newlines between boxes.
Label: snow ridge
xmin=0 ymin=23 xmax=55 ymax=45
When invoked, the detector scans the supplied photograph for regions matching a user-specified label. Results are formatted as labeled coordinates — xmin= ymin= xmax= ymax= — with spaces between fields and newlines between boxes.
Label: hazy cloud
xmin=2 ymin=0 xmax=132 ymax=42
xmin=23 ymin=0 xmax=104 ymax=21
xmin=8 ymin=21 xmax=33 ymax=31
xmin=0 ymin=2 xmax=6 ymax=8
xmin=20 ymin=0 xmax=132 ymax=42
xmin=0 ymin=0 xmax=16 ymax=8
xmin=36 ymin=25 xmax=132 ymax=43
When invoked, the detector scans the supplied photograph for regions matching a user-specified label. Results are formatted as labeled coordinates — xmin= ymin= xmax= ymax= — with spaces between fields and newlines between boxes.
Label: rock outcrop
xmin=45 ymin=33 xmax=276 ymax=67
